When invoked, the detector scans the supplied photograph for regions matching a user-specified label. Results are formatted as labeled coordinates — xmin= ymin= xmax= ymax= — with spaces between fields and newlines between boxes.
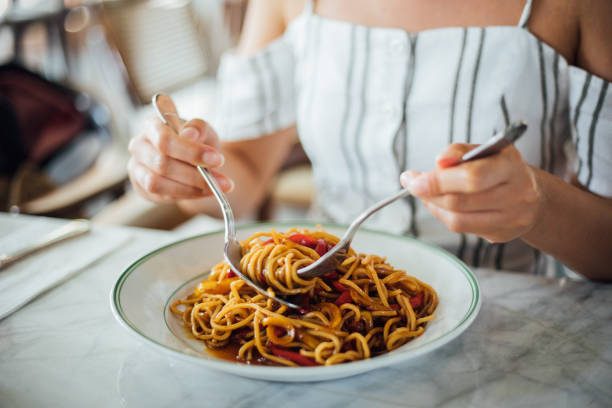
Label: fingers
xmin=418 ymin=183 xmax=524 ymax=212
xmin=402 ymin=148 xmax=515 ymax=197
xmin=128 ymin=112 xmax=235 ymax=204
xmin=129 ymin=136 xmax=232 ymax=191
xmin=400 ymin=170 xmax=421 ymax=189
xmin=180 ymin=118 xmax=221 ymax=151
xmin=128 ymin=158 xmax=206 ymax=201
xmin=421 ymin=200 xmax=533 ymax=242
xmin=400 ymin=143 xmax=540 ymax=243
xmin=422 ymin=201 xmax=503 ymax=234
xmin=145 ymin=117 xmax=224 ymax=168
xmin=128 ymin=156 xmax=233 ymax=201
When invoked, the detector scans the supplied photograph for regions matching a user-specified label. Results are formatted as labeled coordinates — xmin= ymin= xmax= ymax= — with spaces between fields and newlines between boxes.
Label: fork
xmin=153 ymin=94 xmax=525 ymax=308
xmin=152 ymin=94 xmax=300 ymax=309
xmin=296 ymin=121 xmax=527 ymax=278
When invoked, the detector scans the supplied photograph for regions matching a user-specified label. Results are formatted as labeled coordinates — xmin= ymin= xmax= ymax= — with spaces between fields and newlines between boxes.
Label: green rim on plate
xmin=112 ymin=221 xmax=480 ymax=370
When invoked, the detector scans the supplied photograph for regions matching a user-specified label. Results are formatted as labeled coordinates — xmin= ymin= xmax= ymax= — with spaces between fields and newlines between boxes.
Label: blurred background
xmin=0 ymin=0 xmax=312 ymax=231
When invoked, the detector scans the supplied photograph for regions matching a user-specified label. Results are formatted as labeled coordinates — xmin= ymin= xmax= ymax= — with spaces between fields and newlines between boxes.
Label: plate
xmin=111 ymin=222 xmax=480 ymax=382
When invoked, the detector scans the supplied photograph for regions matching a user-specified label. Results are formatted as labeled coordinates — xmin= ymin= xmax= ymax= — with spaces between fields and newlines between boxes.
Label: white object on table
xmin=0 ymin=219 xmax=91 ymax=270
xmin=0 ymin=214 xmax=130 ymax=320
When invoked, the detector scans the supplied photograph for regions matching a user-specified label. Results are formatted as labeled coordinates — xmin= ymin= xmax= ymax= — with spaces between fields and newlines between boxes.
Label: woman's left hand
xmin=400 ymin=143 xmax=544 ymax=243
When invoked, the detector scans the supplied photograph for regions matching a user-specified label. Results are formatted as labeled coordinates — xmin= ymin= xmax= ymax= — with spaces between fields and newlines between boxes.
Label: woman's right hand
xmin=127 ymin=117 xmax=233 ymax=203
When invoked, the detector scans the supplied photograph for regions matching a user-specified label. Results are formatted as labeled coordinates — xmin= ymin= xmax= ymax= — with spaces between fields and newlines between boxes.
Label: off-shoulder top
xmin=216 ymin=0 xmax=611 ymax=275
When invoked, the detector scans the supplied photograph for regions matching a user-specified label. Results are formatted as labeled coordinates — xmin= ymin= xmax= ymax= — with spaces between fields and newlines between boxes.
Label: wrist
xmin=517 ymin=167 xmax=612 ymax=281
xmin=520 ymin=166 xmax=551 ymax=245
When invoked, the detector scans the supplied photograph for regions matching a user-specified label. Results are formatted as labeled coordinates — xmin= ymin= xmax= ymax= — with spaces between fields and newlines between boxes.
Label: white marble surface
xmin=1 ymin=214 xmax=611 ymax=408
xmin=0 ymin=217 xmax=130 ymax=319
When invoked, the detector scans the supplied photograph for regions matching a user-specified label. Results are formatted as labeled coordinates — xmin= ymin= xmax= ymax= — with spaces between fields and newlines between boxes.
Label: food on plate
xmin=170 ymin=228 xmax=438 ymax=366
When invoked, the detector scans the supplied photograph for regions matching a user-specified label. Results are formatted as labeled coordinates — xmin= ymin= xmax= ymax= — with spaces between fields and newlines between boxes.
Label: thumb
xmin=399 ymin=170 xmax=422 ymax=189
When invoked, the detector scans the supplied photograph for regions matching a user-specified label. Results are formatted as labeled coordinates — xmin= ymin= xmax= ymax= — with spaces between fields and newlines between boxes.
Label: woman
xmin=127 ymin=0 xmax=612 ymax=280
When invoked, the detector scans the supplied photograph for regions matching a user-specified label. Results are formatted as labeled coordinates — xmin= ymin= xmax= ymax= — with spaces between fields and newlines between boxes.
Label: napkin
xmin=0 ymin=215 xmax=130 ymax=319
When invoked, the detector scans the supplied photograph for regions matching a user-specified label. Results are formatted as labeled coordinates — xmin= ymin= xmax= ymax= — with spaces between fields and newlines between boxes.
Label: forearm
xmin=522 ymin=168 xmax=612 ymax=281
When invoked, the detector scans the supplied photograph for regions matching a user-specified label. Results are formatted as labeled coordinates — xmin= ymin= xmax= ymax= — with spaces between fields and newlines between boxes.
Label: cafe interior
xmin=0 ymin=0 xmax=311 ymax=230
xmin=1 ymin=1 xmax=611 ymax=407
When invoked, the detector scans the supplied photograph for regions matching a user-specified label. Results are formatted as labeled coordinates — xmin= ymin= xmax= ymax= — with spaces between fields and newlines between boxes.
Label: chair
xmin=85 ymin=0 xmax=212 ymax=228
xmin=94 ymin=0 xmax=315 ymax=229
xmin=100 ymin=0 xmax=212 ymax=104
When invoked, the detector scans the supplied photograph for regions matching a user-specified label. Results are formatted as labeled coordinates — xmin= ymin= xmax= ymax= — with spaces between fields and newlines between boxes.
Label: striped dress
xmin=216 ymin=0 xmax=612 ymax=275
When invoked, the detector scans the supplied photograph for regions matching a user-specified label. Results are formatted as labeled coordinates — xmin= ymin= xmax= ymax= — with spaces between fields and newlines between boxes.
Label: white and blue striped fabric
xmin=217 ymin=0 xmax=611 ymax=275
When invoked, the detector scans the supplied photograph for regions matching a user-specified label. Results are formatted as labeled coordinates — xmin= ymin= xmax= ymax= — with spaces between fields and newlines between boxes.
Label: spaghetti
xmin=170 ymin=228 xmax=438 ymax=366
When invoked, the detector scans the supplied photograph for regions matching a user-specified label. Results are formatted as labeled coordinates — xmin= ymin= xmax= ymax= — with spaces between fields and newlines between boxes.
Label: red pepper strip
xmin=226 ymin=270 xmax=236 ymax=278
xmin=332 ymin=281 xmax=348 ymax=293
xmin=263 ymin=238 xmax=274 ymax=245
xmin=269 ymin=345 xmax=319 ymax=366
xmin=390 ymin=303 xmax=400 ymax=310
xmin=323 ymin=271 xmax=339 ymax=280
xmin=287 ymin=234 xmax=318 ymax=248
xmin=410 ymin=292 xmax=424 ymax=308
xmin=334 ymin=290 xmax=352 ymax=306
xmin=297 ymin=293 xmax=310 ymax=312
xmin=314 ymin=239 xmax=328 ymax=256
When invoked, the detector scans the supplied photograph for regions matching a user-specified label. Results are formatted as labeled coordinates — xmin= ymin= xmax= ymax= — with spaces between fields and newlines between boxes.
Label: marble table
xmin=1 ymin=214 xmax=611 ymax=407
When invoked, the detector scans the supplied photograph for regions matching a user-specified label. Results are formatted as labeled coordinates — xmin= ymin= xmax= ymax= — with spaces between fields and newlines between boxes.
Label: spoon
xmin=297 ymin=121 xmax=527 ymax=278
xmin=152 ymin=94 xmax=300 ymax=309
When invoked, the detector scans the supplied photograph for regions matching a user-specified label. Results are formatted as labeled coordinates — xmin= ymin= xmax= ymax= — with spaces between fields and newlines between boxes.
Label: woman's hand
xmin=127 ymin=117 xmax=233 ymax=203
xmin=400 ymin=143 xmax=544 ymax=243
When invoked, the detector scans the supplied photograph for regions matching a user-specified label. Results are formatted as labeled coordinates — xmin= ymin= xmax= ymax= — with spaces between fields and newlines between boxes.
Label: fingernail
xmin=202 ymin=151 xmax=223 ymax=167
xmin=400 ymin=172 xmax=413 ymax=188
xmin=408 ymin=175 xmax=429 ymax=195
xmin=219 ymin=177 xmax=234 ymax=192
xmin=400 ymin=170 xmax=420 ymax=188
xmin=180 ymin=127 xmax=199 ymax=141
xmin=437 ymin=157 xmax=459 ymax=168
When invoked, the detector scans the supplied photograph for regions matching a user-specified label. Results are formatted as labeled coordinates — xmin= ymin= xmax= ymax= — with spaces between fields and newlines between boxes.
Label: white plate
xmin=111 ymin=222 xmax=481 ymax=382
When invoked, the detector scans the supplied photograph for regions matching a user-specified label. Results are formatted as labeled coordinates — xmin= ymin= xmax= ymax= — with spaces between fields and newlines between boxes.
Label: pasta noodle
xmin=170 ymin=227 xmax=438 ymax=366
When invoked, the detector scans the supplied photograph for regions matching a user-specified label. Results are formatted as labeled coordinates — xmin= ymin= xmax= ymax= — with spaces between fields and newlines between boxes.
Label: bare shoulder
xmin=284 ymin=0 xmax=309 ymax=22
xmin=236 ymin=0 xmax=307 ymax=55
xmin=576 ymin=0 xmax=612 ymax=81
xmin=236 ymin=0 xmax=287 ymax=55
xmin=529 ymin=0 xmax=580 ymax=64
xmin=529 ymin=0 xmax=611 ymax=81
